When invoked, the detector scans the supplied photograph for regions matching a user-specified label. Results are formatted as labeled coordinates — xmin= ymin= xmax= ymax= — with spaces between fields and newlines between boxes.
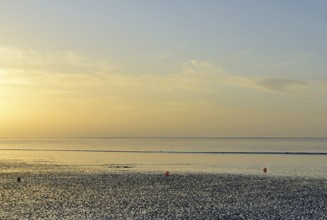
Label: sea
xmin=0 ymin=137 xmax=326 ymax=178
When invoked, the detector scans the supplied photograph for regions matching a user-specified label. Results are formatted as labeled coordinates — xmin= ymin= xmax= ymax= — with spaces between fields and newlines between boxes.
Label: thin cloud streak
xmin=0 ymin=48 xmax=326 ymax=137
xmin=272 ymin=52 xmax=313 ymax=66
xmin=0 ymin=47 xmax=322 ymax=100
xmin=258 ymin=78 xmax=308 ymax=94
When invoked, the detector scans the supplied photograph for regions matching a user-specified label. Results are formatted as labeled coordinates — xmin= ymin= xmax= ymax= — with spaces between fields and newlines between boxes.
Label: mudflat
xmin=1 ymin=161 xmax=326 ymax=219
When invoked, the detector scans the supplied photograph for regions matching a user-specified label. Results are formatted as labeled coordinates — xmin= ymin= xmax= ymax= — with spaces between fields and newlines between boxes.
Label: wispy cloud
xmin=0 ymin=47 xmax=113 ymax=92
xmin=0 ymin=47 xmax=112 ymax=74
xmin=272 ymin=52 xmax=313 ymax=66
xmin=257 ymin=78 xmax=308 ymax=93
xmin=0 ymin=47 xmax=320 ymax=102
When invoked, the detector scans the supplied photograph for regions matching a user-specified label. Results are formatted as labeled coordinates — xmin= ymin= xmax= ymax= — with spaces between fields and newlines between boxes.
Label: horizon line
xmin=1 ymin=136 xmax=327 ymax=139
xmin=0 ymin=148 xmax=326 ymax=155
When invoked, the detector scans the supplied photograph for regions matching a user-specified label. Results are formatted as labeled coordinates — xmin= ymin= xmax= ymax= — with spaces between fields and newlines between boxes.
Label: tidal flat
xmin=0 ymin=161 xmax=326 ymax=219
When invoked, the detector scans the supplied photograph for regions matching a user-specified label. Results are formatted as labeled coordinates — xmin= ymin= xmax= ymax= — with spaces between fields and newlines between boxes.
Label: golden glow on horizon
xmin=1 ymin=1 xmax=327 ymax=138
xmin=0 ymin=47 xmax=327 ymax=137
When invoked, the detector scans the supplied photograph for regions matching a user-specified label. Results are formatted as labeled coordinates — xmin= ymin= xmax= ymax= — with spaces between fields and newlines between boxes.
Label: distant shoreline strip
xmin=0 ymin=149 xmax=326 ymax=155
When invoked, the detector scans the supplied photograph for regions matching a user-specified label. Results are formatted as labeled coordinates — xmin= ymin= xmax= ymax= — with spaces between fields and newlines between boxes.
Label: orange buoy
xmin=164 ymin=171 xmax=170 ymax=177
xmin=263 ymin=167 xmax=268 ymax=173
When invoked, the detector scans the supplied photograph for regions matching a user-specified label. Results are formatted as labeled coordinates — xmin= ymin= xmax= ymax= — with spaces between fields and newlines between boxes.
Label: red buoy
xmin=164 ymin=171 xmax=170 ymax=177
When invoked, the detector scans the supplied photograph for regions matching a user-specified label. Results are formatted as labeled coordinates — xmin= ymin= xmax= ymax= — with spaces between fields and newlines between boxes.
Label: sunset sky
xmin=1 ymin=1 xmax=327 ymax=137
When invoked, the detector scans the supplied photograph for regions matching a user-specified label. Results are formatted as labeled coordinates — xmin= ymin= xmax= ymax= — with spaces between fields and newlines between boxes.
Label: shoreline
xmin=1 ymin=161 xmax=326 ymax=219
xmin=2 ymin=148 xmax=327 ymax=155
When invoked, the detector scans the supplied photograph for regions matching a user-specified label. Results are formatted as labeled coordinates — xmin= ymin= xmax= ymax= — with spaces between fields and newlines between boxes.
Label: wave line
xmin=0 ymin=148 xmax=326 ymax=155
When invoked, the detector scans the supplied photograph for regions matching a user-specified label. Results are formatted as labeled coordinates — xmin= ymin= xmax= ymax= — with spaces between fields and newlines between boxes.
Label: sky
xmin=1 ymin=0 xmax=327 ymax=137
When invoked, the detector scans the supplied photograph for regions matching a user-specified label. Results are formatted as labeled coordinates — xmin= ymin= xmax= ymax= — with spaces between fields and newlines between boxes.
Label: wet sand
xmin=0 ymin=161 xmax=326 ymax=219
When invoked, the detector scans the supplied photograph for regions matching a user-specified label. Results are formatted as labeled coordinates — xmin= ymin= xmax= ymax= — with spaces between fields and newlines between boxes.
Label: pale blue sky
xmin=1 ymin=1 xmax=327 ymax=137
xmin=1 ymin=1 xmax=326 ymax=78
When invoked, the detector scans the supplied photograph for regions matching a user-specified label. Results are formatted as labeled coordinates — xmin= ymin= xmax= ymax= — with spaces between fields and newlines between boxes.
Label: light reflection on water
xmin=0 ymin=138 xmax=326 ymax=177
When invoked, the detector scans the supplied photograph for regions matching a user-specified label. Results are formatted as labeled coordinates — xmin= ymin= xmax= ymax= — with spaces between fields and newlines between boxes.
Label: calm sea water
xmin=0 ymin=137 xmax=326 ymax=177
